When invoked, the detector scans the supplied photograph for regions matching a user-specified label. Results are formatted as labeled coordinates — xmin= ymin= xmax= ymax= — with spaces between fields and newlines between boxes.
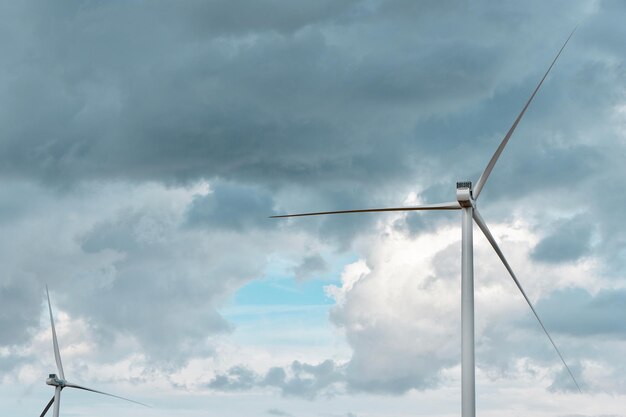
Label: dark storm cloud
xmin=169 ymin=0 xmax=360 ymax=36
xmin=0 ymin=0 xmax=619 ymax=248
xmin=0 ymin=0 xmax=599 ymax=193
xmin=0 ymin=0 xmax=391 ymax=187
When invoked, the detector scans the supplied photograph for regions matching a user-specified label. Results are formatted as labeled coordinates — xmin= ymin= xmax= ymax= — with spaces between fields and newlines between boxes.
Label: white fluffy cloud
xmin=325 ymin=210 xmax=621 ymax=398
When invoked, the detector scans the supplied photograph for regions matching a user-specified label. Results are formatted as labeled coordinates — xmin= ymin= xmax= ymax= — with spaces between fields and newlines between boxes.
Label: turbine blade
xmin=473 ymin=27 xmax=576 ymax=200
xmin=64 ymin=382 xmax=151 ymax=407
xmin=270 ymin=201 xmax=461 ymax=218
xmin=46 ymin=285 xmax=65 ymax=380
xmin=472 ymin=209 xmax=581 ymax=392
xmin=39 ymin=396 xmax=55 ymax=417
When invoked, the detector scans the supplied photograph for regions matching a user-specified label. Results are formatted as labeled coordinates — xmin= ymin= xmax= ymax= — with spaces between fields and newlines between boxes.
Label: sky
xmin=1 ymin=1 xmax=625 ymax=416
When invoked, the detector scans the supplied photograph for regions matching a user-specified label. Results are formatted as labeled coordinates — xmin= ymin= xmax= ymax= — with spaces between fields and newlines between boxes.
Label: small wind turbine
xmin=39 ymin=286 xmax=149 ymax=417
xmin=272 ymin=29 xmax=580 ymax=417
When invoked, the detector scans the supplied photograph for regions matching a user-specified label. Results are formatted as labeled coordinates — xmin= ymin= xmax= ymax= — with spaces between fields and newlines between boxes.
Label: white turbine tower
xmin=39 ymin=286 xmax=149 ymax=417
xmin=272 ymin=29 xmax=580 ymax=417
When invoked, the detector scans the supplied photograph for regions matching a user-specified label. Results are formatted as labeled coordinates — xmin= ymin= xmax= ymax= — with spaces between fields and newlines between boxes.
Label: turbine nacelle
xmin=456 ymin=181 xmax=474 ymax=208
xmin=46 ymin=374 xmax=65 ymax=387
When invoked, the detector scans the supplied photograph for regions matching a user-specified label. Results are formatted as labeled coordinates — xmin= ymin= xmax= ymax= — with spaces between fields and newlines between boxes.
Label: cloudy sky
xmin=1 ymin=1 xmax=625 ymax=416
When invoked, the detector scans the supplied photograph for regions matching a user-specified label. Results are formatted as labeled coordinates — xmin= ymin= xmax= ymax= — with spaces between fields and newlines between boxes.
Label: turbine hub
xmin=456 ymin=181 xmax=474 ymax=208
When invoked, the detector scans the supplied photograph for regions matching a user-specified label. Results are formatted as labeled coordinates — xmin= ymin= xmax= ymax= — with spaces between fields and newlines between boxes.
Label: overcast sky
xmin=1 ymin=1 xmax=625 ymax=416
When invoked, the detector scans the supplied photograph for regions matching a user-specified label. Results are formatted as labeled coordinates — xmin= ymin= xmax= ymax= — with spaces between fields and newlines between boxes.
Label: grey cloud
xmin=81 ymin=211 xmax=147 ymax=254
xmin=587 ymin=177 xmax=626 ymax=274
xmin=273 ymin=187 xmax=386 ymax=248
xmin=279 ymin=360 xmax=343 ymax=398
xmin=0 ymin=282 xmax=42 ymax=347
xmin=343 ymin=340 xmax=450 ymax=394
xmin=392 ymin=183 xmax=460 ymax=236
xmin=0 ymin=0 xmax=601 ymax=193
xmin=0 ymin=0 xmax=621 ymax=256
xmin=535 ymin=288 xmax=626 ymax=338
xmin=0 ymin=354 xmax=28 ymax=373
xmin=267 ymin=409 xmax=294 ymax=417
xmin=0 ymin=181 xmax=282 ymax=371
xmin=166 ymin=0 xmax=361 ymax=37
xmin=1 ymin=0 xmax=626 ymax=403
xmin=331 ymin=310 xmax=456 ymax=394
xmin=186 ymin=182 xmax=277 ymax=231
xmin=531 ymin=216 xmax=593 ymax=263
xmin=209 ymin=360 xmax=345 ymax=399
xmin=476 ymin=144 xmax=604 ymax=204
xmin=558 ymin=415 xmax=621 ymax=417
xmin=73 ymin=205 xmax=264 ymax=364
xmin=394 ymin=210 xmax=458 ymax=237
xmin=262 ymin=366 xmax=288 ymax=388
xmin=292 ymin=254 xmax=328 ymax=281
xmin=475 ymin=286 xmax=626 ymax=394
xmin=548 ymin=361 xmax=585 ymax=393
xmin=0 ymin=1 xmax=383 ymax=187
xmin=473 ymin=334 xmax=556 ymax=393
xmin=0 ymin=183 xmax=105 ymax=352
xmin=208 ymin=365 xmax=257 ymax=391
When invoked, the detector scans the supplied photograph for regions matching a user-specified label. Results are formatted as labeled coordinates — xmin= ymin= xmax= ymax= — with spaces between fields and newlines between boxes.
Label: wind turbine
xmin=39 ymin=286 xmax=149 ymax=417
xmin=272 ymin=29 xmax=581 ymax=417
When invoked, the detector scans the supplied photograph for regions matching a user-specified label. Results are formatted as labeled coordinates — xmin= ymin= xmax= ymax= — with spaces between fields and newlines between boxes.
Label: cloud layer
xmin=1 ymin=1 xmax=626 ymax=416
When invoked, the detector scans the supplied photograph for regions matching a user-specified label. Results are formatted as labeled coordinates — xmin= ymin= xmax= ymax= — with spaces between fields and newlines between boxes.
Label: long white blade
xmin=64 ymin=382 xmax=151 ymax=407
xmin=39 ymin=395 xmax=55 ymax=417
xmin=46 ymin=285 xmax=65 ymax=380
xmin=270 ymin=201 xmax=461 ymax=218
xmin=473 ymin=27 xmax=576 ymax=200
xmin=472 ymin=209 xmax=582 ymax=392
